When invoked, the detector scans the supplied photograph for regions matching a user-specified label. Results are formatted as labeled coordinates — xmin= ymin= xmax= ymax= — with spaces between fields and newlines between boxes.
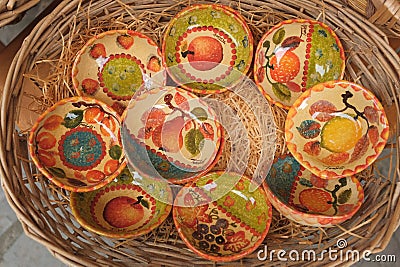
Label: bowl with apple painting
xmin=254 ymin=19 xmax=345 ymax=109
xmin=72 ymin=30 xmax=166 ymax=115
xmin=121 ymin=86 xmax=224 ymax=184
xmin=264 ymin=154 xmax=364 ymax=227
xmin=285 ymin=80 xmax=390 ymax=179
xmin=173 ymin=171 xmax=272 ymax=262
xmin=70 ymin=167 xmax=172 ymax=238
xmin=28 ymin=97 xmax=126 ymax=192
xmin=162 ymin=4 xmax=253 ymax=94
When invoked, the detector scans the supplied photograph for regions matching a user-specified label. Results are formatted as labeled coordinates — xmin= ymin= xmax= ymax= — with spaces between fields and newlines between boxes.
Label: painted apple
xmin=103 ymin=196 xmax=144 ymax=228
xmin=182 ymin=36 xmax=223 ymax=71
xmin=152 ymin=116 xmax=184 ymax=153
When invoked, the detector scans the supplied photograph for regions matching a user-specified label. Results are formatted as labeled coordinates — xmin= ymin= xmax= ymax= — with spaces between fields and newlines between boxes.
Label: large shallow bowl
xmin=70 ymin=167 xmax=172 ymax=238
xmin=264 ymin=153 xmax=364 ymax=227
xmin=28 ymin=97 xmax=126 ymax=192
xmin=162 ymin=4 xmax=253 ymax=94
xmin=285 ymin=80 xmax=390 ymax=179
xmin=173 ymin=171 xmax=272 ymax=262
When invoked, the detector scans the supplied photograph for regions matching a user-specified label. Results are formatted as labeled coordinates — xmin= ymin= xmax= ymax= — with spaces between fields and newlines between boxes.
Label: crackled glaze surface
xmin=72 ymin=30 xmax=165 ymax=115
xmin=70 ymin=168 xmax=172 ymax=238
xmin=264 ymin=154 xmax=364 ymax=227
xmin=173 ymin=171 xmax=272 ymax=262
xmin=162 ymin=4 xmax=253 ymax=94
xmin=285 ymin=80 xmax=389 ymax=179
xmin=254 ymin=19 xmax=345 ymax=109
xmin=28 ymin=97 xmax=126 ymax=192
xmin=121 ymin=86 xmax=224 ymax=184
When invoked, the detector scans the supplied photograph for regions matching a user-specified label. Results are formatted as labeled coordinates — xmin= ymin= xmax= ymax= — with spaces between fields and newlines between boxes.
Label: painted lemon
xmin=321 ymin=115 xmax=362 ymax=153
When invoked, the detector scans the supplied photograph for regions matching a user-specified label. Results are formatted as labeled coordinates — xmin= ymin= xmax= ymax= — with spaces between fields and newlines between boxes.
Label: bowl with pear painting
xmin=121 ymin=86 xmax=224 ymax=184
xmin=70 ymin=167 xmax=173 ymax=238
xmin=264 ymin=154 xmax=364 ymax=227
xmin=285 ymin=80 xmax=389 ymax=179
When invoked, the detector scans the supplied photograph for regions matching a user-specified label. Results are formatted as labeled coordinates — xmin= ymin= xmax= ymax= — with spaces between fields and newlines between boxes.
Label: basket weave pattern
xmin=0 ymin=0 xmax=40 ymax=28
xmin=0 ymin=0 xmax=399 ymax=266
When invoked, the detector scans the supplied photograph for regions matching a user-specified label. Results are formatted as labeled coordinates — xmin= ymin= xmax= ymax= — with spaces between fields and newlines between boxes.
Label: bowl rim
xmin=263 ymin=154 xmax=365 ymax=226
xmin=28 ymin=96 xmax=127 ymax=192
xmin=161 ymin=3 xmax=254 ymax=94
xmin=253 ymin=18 xmax=346 ymax=110
xmin=284 ymin=80 xmax=390 ymax=179
xmin=70 ymin=178 xmax=173 ymax=239
xmin=172 ymin=170 xmax=273 ymax=262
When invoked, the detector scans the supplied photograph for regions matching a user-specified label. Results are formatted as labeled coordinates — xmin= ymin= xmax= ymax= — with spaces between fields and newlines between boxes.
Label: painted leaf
xmin=286 ymin=81 xmax=301 ymax=92
xmin=224 ymin=231 xmax=250 ymax=253
xmin=349 ymin=134 xmax=369 ymax=163
xmin=256 ymin=67 xmax=266 ymax=83
xmin=281 ymin=36 xmax=303 ymax=50
xmin=67 ymin=178 xmax=87 ymax=187
xmin=368 ymin=125 xmax=379 ymax=147
xmin=303 ymin=141 xmax=321 ymax=156
xmin=320 ymin=152 xmax=349 ymax=166
xmin=242 ymin=36 xmax=249 ymax=48
xmin=309 ymin=100 xmax=336 ymax=122
xmin=272 ymin=83 xmax=291 ymax=102
xmin=364 ymin=106 xmax=379 ymax=124
xmin=263 ymin=40 xmax=270 ymax=49
xmin=299 ymin=178 xmax=313 ymax=188
xmin=272 ymin=28 xmax=285 ymax=45
xmin=140 ymin=198 xmax=150 ymax=209
xmin=339 ymin=177 xmax=347 ymax=186
xmin=338 ymin=189 xmax=352 ymax=204
xmin=296 ymin=120 xmax=321 ymax=139
xmin=47 ymin=167 xmax=66 ymax=178
xmin=63 ymin=110 xmax=83 ymax=128
xmin=109 ymin=145 xmax=122 ymax=160
xmin=174 ymin=92 xmax=189 ymax=111
xmin=191 ymin=107 xmax=208 ymax=121
xmin=185 ymin=129 xmax=204 ymax=156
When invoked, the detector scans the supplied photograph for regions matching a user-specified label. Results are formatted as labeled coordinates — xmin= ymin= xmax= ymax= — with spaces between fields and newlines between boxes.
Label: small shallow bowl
xmin=72 ymin=30 xmax=165 ymax=115
xmin=70 ymin=167 xmax=172 ymax=238
xmin=162 ymin=4 xmax=253 ymax=94
xmin=121 ymin=86 xmax=224 ymax=184
xmin=285 ymin=80 xmax=389 ymax=179
xmin=173 ymin=171 xmax=272 ymax=262
xmin=28 ymin=97 xmax=126 ymax=192
xmin=254 ymin=19 xmax=345 ymax=109
xmin=264 ymin=154 xmax=364 ymax=227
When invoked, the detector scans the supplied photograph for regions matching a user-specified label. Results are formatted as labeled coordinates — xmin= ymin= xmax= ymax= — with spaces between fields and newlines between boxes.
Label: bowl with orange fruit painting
xmin=254 ymin=19 xmax=345 ymax=109
xmin=285 ymin=80 xmax=390 ymax=179
xmin=29 ymin=97 xmax=126 ymax=192
xmin=264 ymin=154 xmax=364 ymax=227
xmin=121 ymin=86 xmax=224 ymax=184
xmin=70 ymin=167 xmax=172 ymax=238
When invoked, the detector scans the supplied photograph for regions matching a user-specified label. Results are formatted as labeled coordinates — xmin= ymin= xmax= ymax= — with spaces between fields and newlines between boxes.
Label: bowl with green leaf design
xmin=173 ymin=171 xmax=272 ymax=261
xmin=254 ymin=19 xmax=345 ymax=109
xmin=28 ymin=97 xmax=126 ymax=192
xmin=121 ymin=86 xmax=224 ymax=184
xmin=285 ymin=80 xmax=389 ymax=179
xmin=162 ymin=4 xmax=253 ymax=94
xmin=70 ymin=167 xmax=172 ymax=238
xmin=264 ymin=154 xmax=364 ymax=227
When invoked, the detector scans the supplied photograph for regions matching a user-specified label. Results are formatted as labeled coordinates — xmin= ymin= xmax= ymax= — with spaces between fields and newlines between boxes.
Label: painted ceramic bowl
xmin=173 ymin=171 xmax=272 ymax=262
xmin=28 ymin=97 xmax=126 ymax=192
xmin=162 ymin=4 xmax=253 ymax=94
xmin=70 ymin=167 xmax=172 ymax=238
xmin=285 ymin=80 xmax=389 ymax=179
xmin=254 ymin=19 xmax=345 ymax=109
xmin=264 ymin=154 xmax=364 ymax=227
xmin=121 ymin=86 xmax=224 ymax=184
xmin=72 ymin=30 xmax=165 ymax=115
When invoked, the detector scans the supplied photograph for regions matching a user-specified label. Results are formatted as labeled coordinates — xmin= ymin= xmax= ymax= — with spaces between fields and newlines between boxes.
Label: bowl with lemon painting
xmin=121 ymin=86 xmax=224 ymax=184
xmin=264 ymin=154 xmax=364 ymax=227
xmin=285 ymin=80 xmax=389 ymax=179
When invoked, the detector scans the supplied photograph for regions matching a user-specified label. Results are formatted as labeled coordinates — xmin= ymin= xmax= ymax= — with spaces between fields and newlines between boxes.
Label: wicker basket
xmin=0 ymin=0 xmax=40 ymax=27
xmin=1 ymin=0 xmax=399 ymax=266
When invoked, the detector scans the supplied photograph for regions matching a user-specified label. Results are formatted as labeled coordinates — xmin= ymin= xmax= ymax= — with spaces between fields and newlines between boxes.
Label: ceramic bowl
xmin=28 ymin=97 xmax=126 ymax=192
xmin=173 ymin=171 xmax=272 ymax=262
xmin=72 ymin=30 xmax=165 ymax=115
xmin=254 ymin=19 xmax=345 ymax=109
xmin=121 ymin=86 xmax=224 ymax=184
xmin=285 ymin=80 xmax=389 ymax=179
xmin=70 ymin=167 xmax=172 ymax=238
xmin=264 ymin=154 xmax=364 ymax=227
xmin=162 ymin=4 xmax=253 ymax=94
